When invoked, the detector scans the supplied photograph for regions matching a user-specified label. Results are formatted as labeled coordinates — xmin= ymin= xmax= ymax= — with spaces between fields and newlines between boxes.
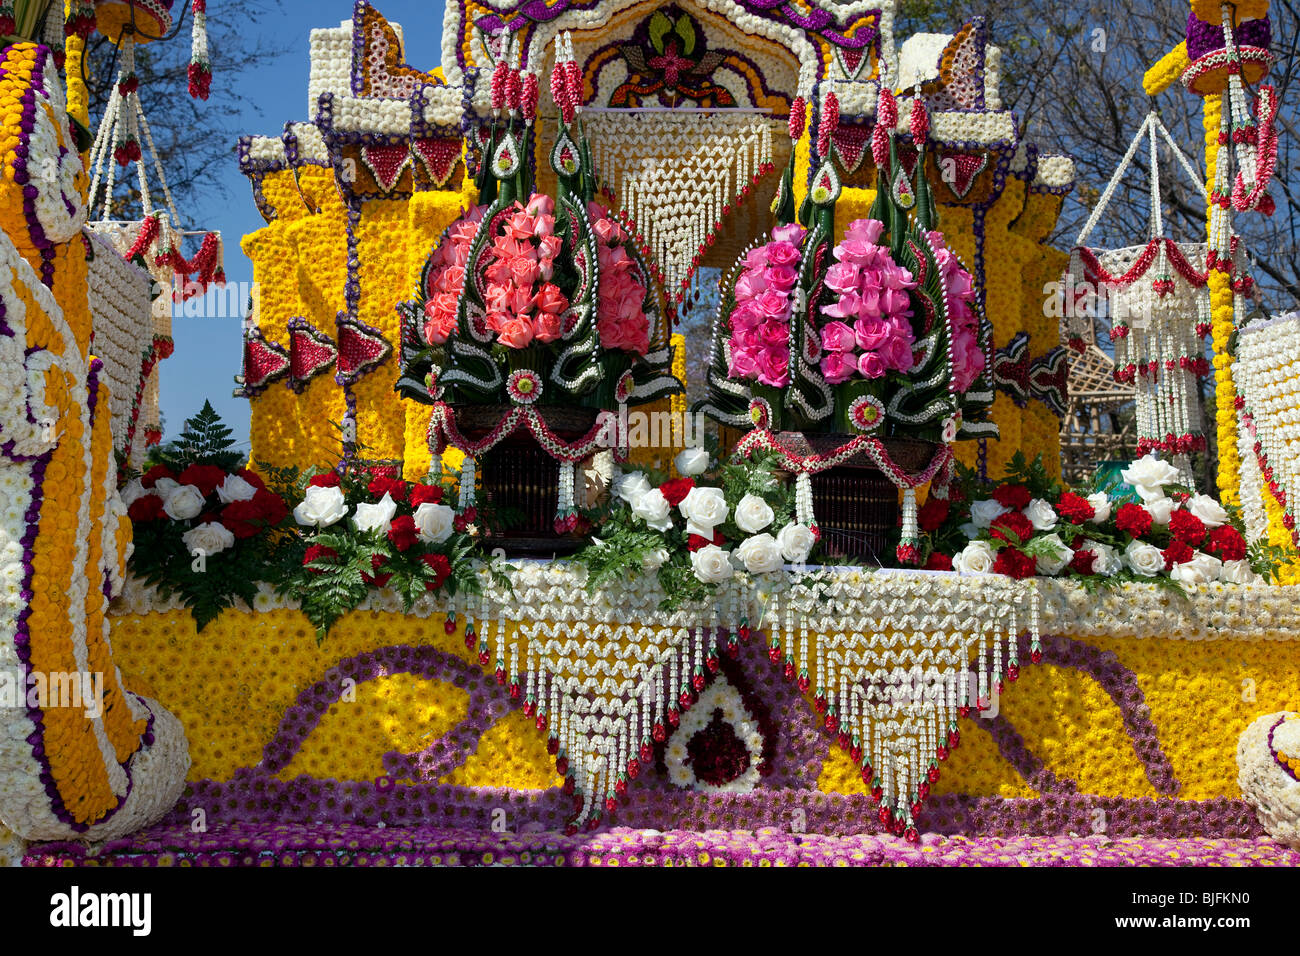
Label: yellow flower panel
xmin=440 ymin=709 xmax=562 ymax=790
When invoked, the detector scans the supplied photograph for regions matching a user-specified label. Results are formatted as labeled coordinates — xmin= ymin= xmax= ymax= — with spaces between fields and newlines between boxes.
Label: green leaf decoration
xmin=674 ymin=14 xmax=696 ymax=55
xmin=649 ymin=11 xmax=672 ymax=54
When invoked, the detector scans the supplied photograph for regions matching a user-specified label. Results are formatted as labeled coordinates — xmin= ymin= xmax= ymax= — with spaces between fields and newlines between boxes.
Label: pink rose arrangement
xmin=929 ymin=230 xmax=985 ymax=393
xmin=422 ymin=204 xmax=487 ymax=345
xmin=480 ymin=193 xmax=567 ymax=349
xmin=818 ymin=218 xmax=917 ymax=385
xmin=726 ymin=223 xmax=807 ymax=387
xmin=588 ymin=201 xmax=650 ymax=355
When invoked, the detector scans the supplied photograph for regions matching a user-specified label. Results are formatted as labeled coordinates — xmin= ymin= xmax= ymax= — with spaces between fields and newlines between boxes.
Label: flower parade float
xmin=2 ymin=0 xmax=1300 ymax=872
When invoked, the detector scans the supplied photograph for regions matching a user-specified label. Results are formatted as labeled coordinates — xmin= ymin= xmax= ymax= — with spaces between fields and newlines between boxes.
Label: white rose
xmin=631 ymin=488 xmax=673 ymax=532
xmin=690 ymin=544 xmax=734 ymax=584
xmin=217 ymin=474 xmax=258 ymax=504
xmin=353 ymin=493 xmax=398 ymax=534
xmin=970 ymin=498 xmax=1009 ymax=529
xmin=1121 ymin=455 xmax=1182 ymax=502
xmin=152 ymin=477 xmax=180 ymax=498
xmin=734 ymin=533 xmax=783 ymax=574
xmin=674 ymin=447 xmax=710 ymax=477
xmin=1086 ymin=492 xmax=1111 ymax=524
xmin=1186 ymin=494 xmax=1229 ymax=529
xmin=119 ymin=478 xmax=148 ymax=507
xmin=182 ymin=521 xmax=235 ymax=557
xmin=734 ymin=493 xmax=774 ymax=534
xmin=163 ymin=484 xmax=206 ymax=521
xmin=776 ymin=523 xmax=816 ymax=563
xmin=959 ymin=522 xmax=979 ymax=539
xmin=1034 ymin=533 xmax=1072 ymax=576
xmin=1024 ymin=498 xmax=1059 ymax=532
xmin=414 ymin=502 xmax=455 ymax=544
xmin=953 ymin=539 xmax=996 ymax=574
xmin=641 ymin=548 xmax=669 ymax=573
xmin=615 ymin=471 xmax=652 ymax=505
xmin=1077 ymin=540 xmax=1122 ymax=576
xmin=1219 ymin=559 xmax=1263 ymax=585
xmin=1170 ymin=551 xmax=1222 ymax=586
xmin=294 ymin=485 xmax=348 ymax=528
xmin=1123 ymin=540 xmax=1165 ymax=577
xmin=1144 ymin=496 xmax=1174 ymax=527
xmin=679 ymin=486 xmax=729 ymax=538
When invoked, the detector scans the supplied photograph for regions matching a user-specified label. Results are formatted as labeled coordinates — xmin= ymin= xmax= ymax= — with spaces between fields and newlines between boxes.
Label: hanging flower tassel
xmin=555 ymin=460 xmax=577 ymax=534
xmin=188 ymin=1 xmax=212 ymax=100
xmin=896 ymin=487 xmax=921 ymax=565
xmin=0 ymin=4 xmax=15 ymax=37
xmin=794 ymin=472 xmax=814 ymax=527
xmin=457 ymin=454 xmax=477 ymax=517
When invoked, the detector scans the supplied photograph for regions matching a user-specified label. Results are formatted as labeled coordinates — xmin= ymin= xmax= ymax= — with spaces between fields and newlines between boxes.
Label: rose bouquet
xmin=277 ymin=467 xmax=492 ymax=641
xmin=124 ymin=402 xmax=292 ymax=630
xmin=924 ymin=451 xmax=1281 ymax=588
xmin=576 ymin=447 xmax=818 ymax=608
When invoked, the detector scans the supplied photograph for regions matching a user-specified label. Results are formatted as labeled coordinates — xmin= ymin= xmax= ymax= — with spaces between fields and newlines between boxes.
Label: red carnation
xmin=410 ymin=484 xmax=444 ymax=508
xmin=992 ymin=484 xmax=1032 ymax=511
xmin=687 ymin=529 xmax=727 ymax=551
xmin=989 ymin=510 xmax=1034 ymax=544
xmin=1206 ymin=525 xmax=1247 ymax=561
xmin=253 ymin=488 xmax=288 ymax=524
xmin=421 ymin=552 xmax=452 ymax=590
xmin=303 ymin=544 xmax=339 ymax=573
xmin=658 ymin=478 xmax=696 ymax=507
xmin=1068 ymin=547 xmax=1097 ymax=576
xmin=1055 ymin=492 xmax=1094 ymax=524
xmin=388 ymin=514 xmax=419 ymax=552
xmin=993 ymin=547 xmax=1037 ymax=579
xmin=368 ymin=476 xmax=408 ymax=503
xmin=1115 ymin=502 xmax=1153 ymax=538
xmin=308 ymin=471 xmax=341 ymax=488
xmin=178 ymin=464 xmax=228 ymax=497
xmin=362 ymin=554 xmax=392 ymax=588
xmin=140 ymin=464 xmax=176 ymax=489
xmin=220 ymin=500 xmax=266 ymax=539
xmin=917 ymin=496 xmax=950 ymax=533
xmin=127 ymin=495 xmax=165 ymax=522
xmin=1162 ymin=540 xmax=1195 ymax=569
xmin=924 ymin=551 xmax=953 ymax=571
xmin=1167 ymin=509 xmax=1207 ymax=546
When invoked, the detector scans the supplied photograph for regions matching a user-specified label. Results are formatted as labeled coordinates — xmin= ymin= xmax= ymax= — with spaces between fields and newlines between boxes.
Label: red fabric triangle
xmin=413 ymin=138 xmax=461 ymax=187
xmin=361 ymin=144 xmax=411 ymax=192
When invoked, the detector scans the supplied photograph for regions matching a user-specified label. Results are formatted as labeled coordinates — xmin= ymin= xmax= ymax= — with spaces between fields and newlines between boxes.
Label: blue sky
xmin=159 ymin=1 xmax=448 ymax=450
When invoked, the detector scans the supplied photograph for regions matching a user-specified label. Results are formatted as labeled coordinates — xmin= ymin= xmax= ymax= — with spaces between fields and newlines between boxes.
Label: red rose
xmin=220 ymin=500 xmax=265 ymax=539
xmin=388 ymin=514 xmax=419 ymax=552
xmin=127 ymin=495 xmax=165 ymax=522
xmin=1115 ymin=502 xmax=1153 ymax=538
xmin=992 ymin=547 xmax=1036 ymax=579
xmin=1068 ymin=548 xmax=1096 ymax=576
xmin=178 ymin=464 xmax=228 ymax=497
xmin=140 ymin=464 xmax=176 ymax=489
xmin=989 ymin=511 xmax=1034 ymax=544
xmin=236 ymin=468 xmax=267 ymax=490
xmin=1206 ymin=525 xmax=1247 ymax=562
xmin=923 ymin=551 xmax=953 ymax=571
xmin=1162 ymin=540 xmax=1195 ymax=569
xmin=368 ymin=476 xmax=408 ymax=503
xmin=1055 ymin=492 xmax=1094 ymax=524
xmin=1167 ymin=509 xmax=1206 ymax=546
xmin=410 ymin=484 xmax=444 ymax=508
xmin=302 ymin=544 xmax=339 ymax=573
xmin=421 ymin=552 xmax=452 ymax=590
xmin=658 ymin=477 xmax=696 ymax=507
xmin=917 ymin=496 xmax=949 ymax=533
xmin=992 ymin=484 xmax=1032 ymax=511
xmin=687 ymin=529 xmax=726 ymax=551
xmin=362 ymin=554 xmax=392 ymax=587
xmin=308 ymin=471 xmax=341 ymax=488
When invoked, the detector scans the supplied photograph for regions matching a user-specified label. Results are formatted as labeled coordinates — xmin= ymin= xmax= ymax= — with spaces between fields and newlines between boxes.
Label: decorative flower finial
xmin=817 ymin=91 xmax=838 ymax=159
xmin=910 ymin=95 xmax=929 ymax=145
xmin=788 ymin=96 xmax=806 ymax=141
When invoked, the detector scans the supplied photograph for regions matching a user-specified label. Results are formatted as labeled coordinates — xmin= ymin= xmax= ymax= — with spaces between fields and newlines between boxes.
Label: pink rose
xmin=820 ymin=351 xmax=857 ymax=384
xmin=743 ymin=246 xmax=769 ymax=270
xmin=952 ymin=326 xmax=985 ymax=392
xmin=729 ymin=346 xmax=760 ymax=380
xmin=527 ymin=193 xmax=555 ymax=218
xmin=730 ymin=300 xmax=762 ymax=331
xmin=771 ymin=223 xmax=806 ymax=245
xmin=535 ymin=283 xmax=569 ymax=315
xmin=506 ymin=211 xmax=537 ymax=241
xmin=534 ymin=214 xmax=556 ymax=239
xmin=508 ymin=284 xmax=535 ymax=315
xmin=733 ymin=269 xmax=768 ymax=301
xmin=498 ymin=317 xmax=535 ymax=349
xmin=820 ymin=321 xmax=856 ymax=352
xmin=585 ymin=200 xmax=609 ymax=221
xmin=822 ymin=291 xmax=860 ymax=320
xmin=485 ymin=311 xmax=511 ymax=333
xmin=592 ymin=217 xmax=621 ymax=244
xmin=537 ymin=235 xmax=563 ymax=260
xmin=834 ymin=239 xmax=882 ymax=264
xmin=765 ymin=241 xmax=800 ymax=268
xmin=853 ymin=316 xmax=890 ymax=351
xmin=484 ymin=284 xmax=512 ymax=314
xmin=844 ymin=218 xmax=885 ymax=244
xmin=882 ymin=334 xmax=914 ymax=373
xmin=428 ymin=292 xmax=460 ymax=321
xmin=880 ymin=288 xmax=911 ymax=315
xmin=858 ymin=352 xmax=886 ymax=379
xmin=880 ymin=264 xmax=915 ymax=290
xmin=764 ymin=264 xmax=799 ymax=293
xmin=754 ymin=289 xmax=791 ymax=322
xmin=508 ymin=257 xmax=540 ymax=288
xmin=759 ymin=321 xmax=789 ymax=348
xmin=755 ymin=346 xmax=789 ymax=387
xmin=824 ymin=262 xmax=860 ymax=295
xmin=533 ymin=311 xmax=562 ymax=343
xmin=423 ymin=310 xmax=458 ymax=345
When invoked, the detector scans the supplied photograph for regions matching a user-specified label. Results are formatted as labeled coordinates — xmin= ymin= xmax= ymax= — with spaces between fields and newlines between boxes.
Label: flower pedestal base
xmin=774 ymin=433 xmax=938 ymax=562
